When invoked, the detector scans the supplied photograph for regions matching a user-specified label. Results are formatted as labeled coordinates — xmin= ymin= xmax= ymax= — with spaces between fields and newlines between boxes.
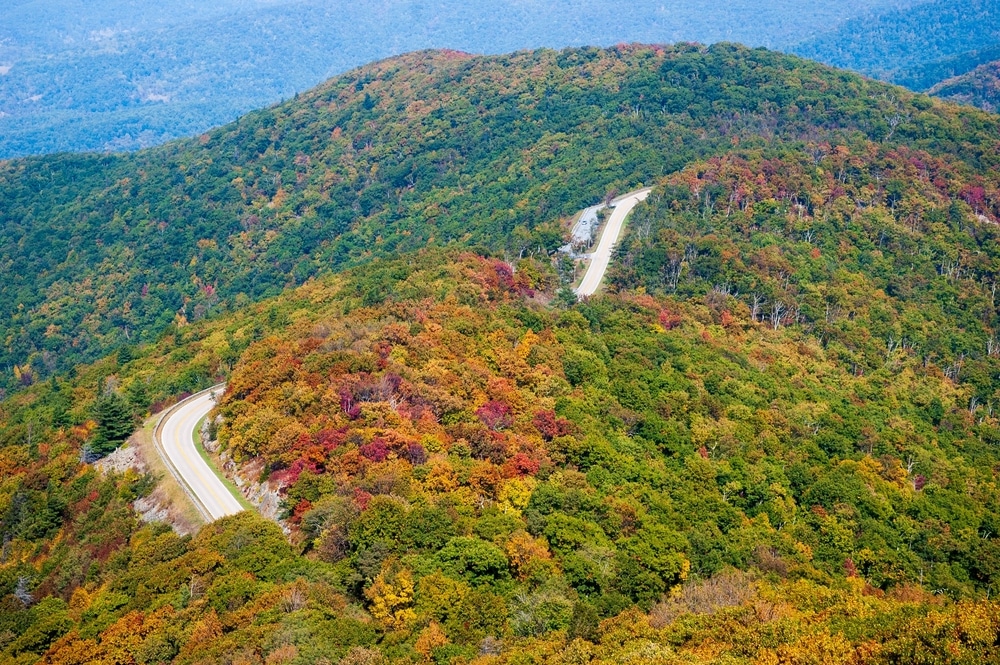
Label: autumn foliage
xmin=5 ymin=39 xmax=1000 ymax=661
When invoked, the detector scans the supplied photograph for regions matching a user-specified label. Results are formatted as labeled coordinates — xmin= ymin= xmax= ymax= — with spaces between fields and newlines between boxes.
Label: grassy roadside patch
xmin=132 ymin=415 xmax=204 ymax=532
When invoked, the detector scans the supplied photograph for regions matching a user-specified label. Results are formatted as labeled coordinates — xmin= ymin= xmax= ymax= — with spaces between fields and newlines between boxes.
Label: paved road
xmin=153 ymin=191 xmax=652 ymax=520
xmin=156 ymin=387 xmax=244 ymax=521
xmin=575 ymin=188 xmax=652 ymax=298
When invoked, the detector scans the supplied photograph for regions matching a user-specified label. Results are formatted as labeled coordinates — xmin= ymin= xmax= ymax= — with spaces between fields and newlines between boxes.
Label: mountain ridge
xmin=791 ymin=0 xmax=1000 ymax=109
xmin=929 ymin=60 xmax=1000 ymax=113
xmin=0 ymin=0 xmax=913 ymax=157
xmin=5 ymin=236 xmax=1000 ymax=661
xmin=7 ymin=36 xmax=1000 ymax=665
xmin=4 ymin=43 xmax=1000 ymax=399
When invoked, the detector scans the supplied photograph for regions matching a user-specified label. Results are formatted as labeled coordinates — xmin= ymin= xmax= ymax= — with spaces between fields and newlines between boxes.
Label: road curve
xmin=154 ymin=385 xmax=244 ymax=522
xmin=575 ymin=188 xmax=652 ymax=298
xmin=152 ymin=191 xmax=653 ymax=520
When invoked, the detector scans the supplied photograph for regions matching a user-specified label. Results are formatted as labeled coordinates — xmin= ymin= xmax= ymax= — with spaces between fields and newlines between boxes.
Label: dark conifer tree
xmin=90 ymin=391 xmax=136 ymax=456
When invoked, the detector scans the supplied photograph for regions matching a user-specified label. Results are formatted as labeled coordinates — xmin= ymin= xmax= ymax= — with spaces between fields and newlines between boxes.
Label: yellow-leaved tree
xmin=364 ymin=566 xmax=416 ymax=631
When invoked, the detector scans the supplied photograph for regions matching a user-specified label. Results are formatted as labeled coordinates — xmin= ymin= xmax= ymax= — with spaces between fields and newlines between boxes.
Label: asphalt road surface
xmin=157 ymin=387 xmax=244 ymax=521
xmin=157 ymin=189 xmax=650 ymax=519
xmin=575 ymin=188 xmax=652 ymax=297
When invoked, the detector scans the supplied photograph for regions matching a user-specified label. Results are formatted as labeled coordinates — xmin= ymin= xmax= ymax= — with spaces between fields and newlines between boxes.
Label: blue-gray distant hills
xmin=791 ymin=0 xmax=1000 ymax=94
xmin=0 ymin=0 xmax=911 ymax=158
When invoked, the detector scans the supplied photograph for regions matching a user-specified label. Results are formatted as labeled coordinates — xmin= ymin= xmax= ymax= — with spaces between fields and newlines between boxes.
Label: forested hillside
xmin=4 ymin=238 xmax=1000 ymax=662
xmin=897 ymin=47 xmax=1000 ymax=95
xmin=4 ymin=43 xmax=1000 ymax=398
xmin=0 ymin=0 xmax=904 ymax=157
xmin=4 ymin=42 xmax=1000 ymax=663
xmin=930 ymin=61 xmax=1000 ymax=113
xmin=792 ymin=0 xmax=1000 ymax=97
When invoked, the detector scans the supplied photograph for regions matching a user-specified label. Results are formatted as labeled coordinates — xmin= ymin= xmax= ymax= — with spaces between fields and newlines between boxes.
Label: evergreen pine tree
xmin=91 ymin=391 xmax=136 ymax=456
xmin=125 ymin=379 xmax=151 ymax=414
xmin=117 ymin=344 xmax=134 ymax=366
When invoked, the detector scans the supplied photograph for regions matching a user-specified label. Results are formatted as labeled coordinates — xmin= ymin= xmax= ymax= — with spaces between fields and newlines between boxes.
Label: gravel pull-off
xmin=575 ymin=188 xmax=652 ymax=298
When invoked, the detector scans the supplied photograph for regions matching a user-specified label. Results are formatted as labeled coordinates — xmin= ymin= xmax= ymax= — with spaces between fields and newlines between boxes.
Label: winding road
xmin=154 ymin=385 xmax=244 ymax=522
xmin=152 ymin=190 xmax=651 ymax=521
xmin=574 ymin=188 xmax=652 ymax=298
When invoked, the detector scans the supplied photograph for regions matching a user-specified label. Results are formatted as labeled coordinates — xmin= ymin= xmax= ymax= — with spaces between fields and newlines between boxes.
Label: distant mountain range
xmin=791 ymin=0 xmax=1000 ymax=94
xmin=0 ymin=0 xmax=912 ymax=158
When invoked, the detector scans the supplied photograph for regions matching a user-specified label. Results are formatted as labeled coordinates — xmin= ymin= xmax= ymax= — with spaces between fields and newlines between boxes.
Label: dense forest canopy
xmin=3 ymin=239 xmax=1000 ymax=662
xmin=3 ymin=43 xmax=1000 ymax=398
xmin=0 ymin=0 xmax=911 ymax=157
xmin=792 ymin=0 xmax=1000 ymax=93
xmin=929 ymin=60 xmax=1000 ymax=114
xmin=3 ymin=41 xmax=1000 ymax=663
